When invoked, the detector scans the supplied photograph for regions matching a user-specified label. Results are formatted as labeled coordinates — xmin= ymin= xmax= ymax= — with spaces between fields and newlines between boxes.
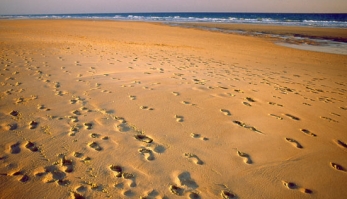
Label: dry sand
xmin=0 ymin=20 xmax=346 ymax=199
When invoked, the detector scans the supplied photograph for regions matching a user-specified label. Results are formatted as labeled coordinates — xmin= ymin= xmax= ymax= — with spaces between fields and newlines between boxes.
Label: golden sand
xmin=0 ymin=20 xmax=346 ymax=199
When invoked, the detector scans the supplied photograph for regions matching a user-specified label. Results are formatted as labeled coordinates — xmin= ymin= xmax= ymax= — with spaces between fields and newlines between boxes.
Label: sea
xmin=1 ymin=12 xmax=347 ymax=54
xmin=1 ymin=12 xmax=347 ymax=28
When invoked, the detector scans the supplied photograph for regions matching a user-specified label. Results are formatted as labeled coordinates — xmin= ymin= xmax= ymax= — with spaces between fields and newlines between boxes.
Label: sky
xmin=0 ymin=0 xmax=346 ymax=15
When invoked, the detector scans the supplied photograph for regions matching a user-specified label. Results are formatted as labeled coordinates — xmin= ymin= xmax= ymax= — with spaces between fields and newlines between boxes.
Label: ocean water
xmin=1 ymin=12 xmax=347 ymax=28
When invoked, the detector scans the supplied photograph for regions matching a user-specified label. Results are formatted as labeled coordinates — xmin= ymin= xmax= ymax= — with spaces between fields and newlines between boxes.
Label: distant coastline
xmin=1 ymin=12 xmax=347 ymax=28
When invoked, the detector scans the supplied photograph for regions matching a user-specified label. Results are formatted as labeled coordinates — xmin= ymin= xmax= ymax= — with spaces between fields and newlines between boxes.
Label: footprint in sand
xmin=169 ymin=185 xmax=184 ymax=196
xmin=71 ymin=192 xmax=85 ymax=199
xmin=330 ymin=162 xmax=345 ymax=172
xmin=9 ymin=110 xmax=19 ymax=117
xmin=285 ymin=138 xmax=303 ymax=149
xmin=4 ymin=123 xmax=17 ymax=131
xmin=140 ymin=106 xmax=154 ymax=111
xmin=73 ymin=152 xmax=83 ymax=158
xmin=129 ymin=95 xmax=136 ymax=100
xmin=134 ymin=134 xmax=153 ymax=143
xmin=188 ymin=192 xmax=201 ymax=199
xmin=83 ymin=122 xmax=93 ymax=130
xmin=29 ymin=121 xmax=38 ymax=129
xmin=184 ymin=153 xmax=203 ymax=165
xmin=110 ymin=165 xmax=123 ymax=177
xmin=19 ymin=175 xmax=30 ymax=183
xmin=221 ymin=190 xmax=237 ymax=199
xmin=282 ymin=181 xmax=297 ymax=189
xmin=122 ymin=172 xmax=136 ymax=187
xmin=190 ymin=133 xmax=208 ymax=141
xmin=237 ymin=150 xmax=252 ymax=164
xmin=138 ymin=147 xmax=155 ymax=161
xmin=233 ymin=120 xmax=263 ymax=134
xmin=10 ymin=142 xmax=21 ymax=154
xmin=172 ymin=92 xmax=180 ymax=96
xmin=300 ymin=129 xmax=317 ymax=137
xmin=220 ymin=109 xmax=231 ymax=116
xmin=282 ymin=181 xmax=312 ymax=194
xmin=88 ymin=142 xmax=102 ymax=151
xmin=60 ymin=156 xmax=74 ymax=173
xmin=335 ymin=140 xmax=347 ymax=149
xmin=115 ymin=123 xmax=131 ymax=132
xmin=285 ymin=114 xmax=300 ymax=121
xmin=175 ymin=115 xmax=184 ymax=122
xmin=25 ymin=141 xmax=39 ymax=152
xmin=243 ymin=101 xmax=252 ymax=107
xmin=269 ymin=114 xmax=283 ymax=120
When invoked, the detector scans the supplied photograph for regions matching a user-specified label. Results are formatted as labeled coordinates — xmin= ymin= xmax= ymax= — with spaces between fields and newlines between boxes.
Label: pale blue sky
xmin=0 ymin=0 xmax=346 ymax=15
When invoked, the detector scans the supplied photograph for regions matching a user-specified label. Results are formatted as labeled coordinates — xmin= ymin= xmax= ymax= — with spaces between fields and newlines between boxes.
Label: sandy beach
xmin=0 ymin=20 xmax=346 ymax=199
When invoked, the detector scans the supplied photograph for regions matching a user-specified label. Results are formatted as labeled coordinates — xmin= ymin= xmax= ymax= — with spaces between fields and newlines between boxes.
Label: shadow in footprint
xmin=169 ymin=185 xmax=184 ymax=196
xmin=237 ymin=150 xmax=252 ymax=164
xmin=221 ymin=190 xmax=237 ymax=199
xmin=285 ymin=114 xmax=300 ymax=121
xmin=330 ymin=162 xmax=345 ymax=172
xmin=285 ymin=138 xmax=303 ymax=148
xmin=88 ymin=142 xmax=102 ymax=151
xmin=184 ymin=153 xmax=203 ymax=165
xmin=10 ymin=142 xmax=21 ymax=154
xmin=134 ymin=134 xmax=153 ymax=143
xmin=138 ymin=147 xmax=155 ymax=161
xmin=25 ymin=141 xmax=39 ymax=152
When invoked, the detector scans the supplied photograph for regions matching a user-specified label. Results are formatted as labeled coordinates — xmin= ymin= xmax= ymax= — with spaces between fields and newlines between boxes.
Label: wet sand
xmin=0 ymin=20 xmax=346 ymax=199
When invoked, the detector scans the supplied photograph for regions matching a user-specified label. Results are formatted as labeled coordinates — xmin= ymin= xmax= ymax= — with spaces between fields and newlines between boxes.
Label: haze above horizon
xmin=0 ymin=0 xmax=346 ymax=15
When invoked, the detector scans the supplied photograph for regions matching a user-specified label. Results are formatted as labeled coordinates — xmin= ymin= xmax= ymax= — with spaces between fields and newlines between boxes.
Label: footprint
xmin=29 ymin=121 xmax=38 ymax=129
xmin=129 ymin=95 xmax=136 ymax=100
xmin=4 ymin=123 xmax=17 ymax=131
xmin=110 ymin=165 xmax=123 ymax=177
xmin=220 ymin=109 xmax=231 ymax=116
xmin=71 ymin=192 xmax=85 ymax=199
xmin=9 ymin=110 xmax=19 ymax=116
xmin=285 ymin=114 xmax=300 ymax=121
xmin=237 ymin=150 xmax=252 ymax=164
xmin=269 ymin=114 xmax=283 ymax=120
xmin=188 ymin=192 xmax=201 ymax=199
xmin=169 ymin=185 xmax=184 ymax=196
xmin=285 ymin=138 xmax=303 ymax=149
xmin=25 ymin=141 xmax=39 ymax=152
xmin=233 ymin=120 xmax=262 ymax=134
xmin=336 ymin=140 xmax=347 ymax=149
xmin=190 ymin=133 xmax=208 ymax=140
xmin=246 ymin=97 xmax=256 ymax=102
xmin=172 ymin=92 xmax=180 ymax=96
xmin=243 ymin=102 xmax=252 ymax=107
xmin=184 ymin=153 xmax=203 ymax=165
xmin=330 ymin=162 xmax=345 ymax=171
xmin=73 ymin=152 xmax=83 ymax=158
xmin=88 ymin=142 xmax=102 ymax=151
xmin=221 ymin=190 xmax=236 ymax=199
xmin=10 ymin=142 xmax=21 ymax=154
xmin=60 ymin=156 xmax=74 ymax=173
xmin=19 ymin=175 xmax=30 ymax=183
xmin=138 ymin=147 xmax=155 ymax=161
xmin=134 ymin=134 xmax=153 ymax=143
xmin=115 ymin=123 xmax=131 ymax=132
xmin=175 ymin=115 xmax=184 ymax=122
xmin=300 ymin=129 xmax=317 ymax=137
xmin=282 ymin=181 xmax=297 ymax=189
xmin=83 ymin=122 xmax=93 ymax=130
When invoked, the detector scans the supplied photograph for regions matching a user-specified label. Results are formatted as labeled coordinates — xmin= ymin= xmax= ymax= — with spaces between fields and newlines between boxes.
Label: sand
xmin=0 ymin=20 xmax=346 ymax=199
